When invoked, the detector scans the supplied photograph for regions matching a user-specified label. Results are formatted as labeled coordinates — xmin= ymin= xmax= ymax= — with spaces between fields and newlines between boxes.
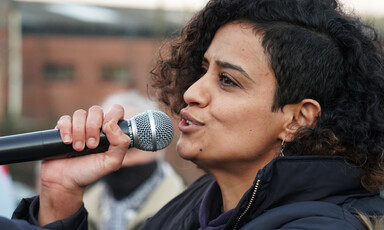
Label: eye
xmin=219 ymin=73 xmax=239 ymax=88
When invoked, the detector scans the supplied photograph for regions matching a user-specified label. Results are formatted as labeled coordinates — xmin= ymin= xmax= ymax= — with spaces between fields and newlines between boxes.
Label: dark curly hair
xmin=151 ymin=0 xmax=384 ymax=192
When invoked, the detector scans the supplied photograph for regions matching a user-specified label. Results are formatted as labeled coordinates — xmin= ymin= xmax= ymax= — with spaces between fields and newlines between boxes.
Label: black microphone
xmin=0 ymin=110 xmax=174 ymax=165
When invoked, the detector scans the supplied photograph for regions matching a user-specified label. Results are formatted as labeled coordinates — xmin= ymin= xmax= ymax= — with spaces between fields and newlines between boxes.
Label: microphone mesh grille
xmin=133 ymin=111 xmax=174 ymax=151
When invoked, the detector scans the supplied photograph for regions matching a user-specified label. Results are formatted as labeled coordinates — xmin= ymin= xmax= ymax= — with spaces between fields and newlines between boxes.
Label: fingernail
xmin=87 ymin=137 xmax=96 ymax=147
xmin=74 ymin=141 xmax=83 ymax=150
xmin=63 ymin=135 xmax=71 ymax=143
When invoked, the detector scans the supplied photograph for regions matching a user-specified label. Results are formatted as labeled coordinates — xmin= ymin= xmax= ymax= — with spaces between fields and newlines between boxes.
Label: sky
xmin=338 ymin=0 xmax=384 ymax=17
xmin=15 ymin=0 xmax=384 ymax=17
xmin=16 ymin=0 xmax=208 ymax=11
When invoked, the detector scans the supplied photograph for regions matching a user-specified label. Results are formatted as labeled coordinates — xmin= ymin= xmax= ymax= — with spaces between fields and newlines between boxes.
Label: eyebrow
xmin=203 ymin=58 xmax=251 ymax=80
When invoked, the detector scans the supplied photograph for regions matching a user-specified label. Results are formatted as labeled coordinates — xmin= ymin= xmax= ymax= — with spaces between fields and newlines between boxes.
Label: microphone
xmin=0 ymin=110 xmax=174 ymax=165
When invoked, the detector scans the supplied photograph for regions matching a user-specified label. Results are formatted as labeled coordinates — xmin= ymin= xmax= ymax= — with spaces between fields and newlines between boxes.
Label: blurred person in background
xmin=0 ymin=165 xmax=35 ymax=219
xmin=84 ymin=90 xmax=185 ymax=230
xmin=0 ymin=165 xmax=16 ymax=218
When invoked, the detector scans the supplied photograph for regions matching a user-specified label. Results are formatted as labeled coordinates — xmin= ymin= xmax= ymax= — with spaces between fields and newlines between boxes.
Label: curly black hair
xmin=151 ymin=0 xmax=384 ymax=192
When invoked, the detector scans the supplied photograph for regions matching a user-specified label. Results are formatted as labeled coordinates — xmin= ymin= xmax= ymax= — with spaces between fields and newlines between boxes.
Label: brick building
xmin=22 ymin=35 xmax=160 ymax=121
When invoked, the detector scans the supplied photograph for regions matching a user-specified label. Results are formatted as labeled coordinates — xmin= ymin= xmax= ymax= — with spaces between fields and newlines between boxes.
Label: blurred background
xmin=0 ymin=0 xmax=383 ymax=217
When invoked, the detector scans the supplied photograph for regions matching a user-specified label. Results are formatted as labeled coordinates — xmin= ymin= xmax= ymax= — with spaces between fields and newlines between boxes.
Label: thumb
xmin=101 ymin=119 xmax=131 ymax=173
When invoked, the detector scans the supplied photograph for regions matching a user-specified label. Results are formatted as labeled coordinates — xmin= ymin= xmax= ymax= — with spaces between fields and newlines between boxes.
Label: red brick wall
xmin=22 ymin=35 xmax=161 ymax=123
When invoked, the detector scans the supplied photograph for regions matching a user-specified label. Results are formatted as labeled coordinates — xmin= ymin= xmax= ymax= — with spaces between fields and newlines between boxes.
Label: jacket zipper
xmin=232 ymin=178 xmax=261 ymax=230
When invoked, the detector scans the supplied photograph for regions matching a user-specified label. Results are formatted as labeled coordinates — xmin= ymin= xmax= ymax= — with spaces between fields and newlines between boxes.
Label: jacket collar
xmin=227 ymin=155 xmax=376 ymax=229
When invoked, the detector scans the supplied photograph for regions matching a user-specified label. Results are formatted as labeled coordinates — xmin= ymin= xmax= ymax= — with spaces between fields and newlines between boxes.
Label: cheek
xmin=225 ymin=124 xmax=280 ymax=159
xmin=223 ymin=108 xmax=280 ymax=145
xmin=224 ymin=107 xmax=271 ymax=132
xmin=211 ymin=103 xmax=264 ymax=137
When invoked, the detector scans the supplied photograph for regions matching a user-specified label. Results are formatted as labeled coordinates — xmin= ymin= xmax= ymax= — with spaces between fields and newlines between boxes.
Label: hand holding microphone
xmin=33 ymin=105 xmax=173 ymax=225
xmin=0 ymin=107 xmax=174 ymax=165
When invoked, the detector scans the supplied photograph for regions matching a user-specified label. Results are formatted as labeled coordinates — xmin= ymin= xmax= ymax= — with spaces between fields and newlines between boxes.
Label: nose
xmin=183 ymin=75 xmax=210 ymax=108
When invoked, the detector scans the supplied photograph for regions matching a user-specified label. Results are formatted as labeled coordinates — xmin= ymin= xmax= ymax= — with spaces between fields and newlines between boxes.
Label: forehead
xmin=205 ymin=22 xmax=272 ymax=80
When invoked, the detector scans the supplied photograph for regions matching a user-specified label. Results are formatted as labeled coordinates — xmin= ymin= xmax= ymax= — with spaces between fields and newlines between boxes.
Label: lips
xmin=179 ymin=109 xmax=203 ymax=132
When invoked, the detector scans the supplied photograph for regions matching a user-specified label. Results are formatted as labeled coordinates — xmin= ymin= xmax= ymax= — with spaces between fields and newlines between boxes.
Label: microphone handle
xmin=0 ymin=120 xmax=132 ymax=165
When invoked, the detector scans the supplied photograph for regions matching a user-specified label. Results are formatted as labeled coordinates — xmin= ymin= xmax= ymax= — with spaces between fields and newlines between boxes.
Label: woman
xmin=144 ymin=0 xmax=384 ymax=228
xmin=12 ymin=0 xmax=384 ymax=229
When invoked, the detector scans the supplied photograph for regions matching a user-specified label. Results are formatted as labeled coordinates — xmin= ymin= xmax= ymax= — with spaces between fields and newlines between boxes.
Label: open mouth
xmin=179 ymin=109 xmax=204 ymax=128
xmin=186 ymin=120 xmax=194 ymax=126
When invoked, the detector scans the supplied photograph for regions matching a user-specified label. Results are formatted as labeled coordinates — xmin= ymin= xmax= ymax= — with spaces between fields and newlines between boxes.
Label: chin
xmin=177 ymin=149 xmax=197 ymax=161
xmin=176 ymin=143 xmax=198 ymax=161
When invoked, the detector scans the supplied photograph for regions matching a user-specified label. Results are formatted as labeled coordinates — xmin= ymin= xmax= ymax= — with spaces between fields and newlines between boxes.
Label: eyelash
xmin=200 ymin=66 xmax=240 ymax=88
xmin=219 ymin=73 xmax=239 ymax=88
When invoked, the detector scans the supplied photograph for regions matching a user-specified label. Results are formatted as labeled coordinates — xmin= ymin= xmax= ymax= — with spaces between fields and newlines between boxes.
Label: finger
xmin=72 ymin=109 xmax=87 ymax=151
xmin=56 ymin=115 xmax=72 ymax=144
xmin=101 ymin=119 xmax=131 ymax=172
xmin=103 ymin=104 xmax=125 ymax=126
xmin=85 ymin=105 xmax=104 ymax=149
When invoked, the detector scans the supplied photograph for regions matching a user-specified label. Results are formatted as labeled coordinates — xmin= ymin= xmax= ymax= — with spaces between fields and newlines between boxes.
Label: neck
xmin=214 ymin=169 xmax=257 ymax=212
xmin=103 ymin=160 xmax=158 ymax=200
xmin=202 ymin=157 xmax=273 ymax=211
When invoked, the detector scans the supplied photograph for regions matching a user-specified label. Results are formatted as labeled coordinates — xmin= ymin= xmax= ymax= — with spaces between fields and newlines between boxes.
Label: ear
xmin=278 ymin=99 xmax=321 ymax=142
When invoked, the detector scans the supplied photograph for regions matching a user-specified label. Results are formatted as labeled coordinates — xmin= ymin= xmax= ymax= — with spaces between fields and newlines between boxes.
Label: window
xmin=44 ymin=64 xmax=74 ymax=81
xmin=102 ymin=66 xmax=131 ymax=83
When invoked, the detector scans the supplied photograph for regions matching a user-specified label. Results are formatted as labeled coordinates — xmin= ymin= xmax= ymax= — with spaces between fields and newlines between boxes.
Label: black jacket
xmin=1 ymin=196 xmax=88 ymax=230
xmin=140 ymin=156 xmax=384 ymax=230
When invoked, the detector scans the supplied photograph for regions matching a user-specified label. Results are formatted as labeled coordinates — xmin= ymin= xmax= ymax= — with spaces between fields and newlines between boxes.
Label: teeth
xmin=186 ymin=120 xmax=193 ymax=125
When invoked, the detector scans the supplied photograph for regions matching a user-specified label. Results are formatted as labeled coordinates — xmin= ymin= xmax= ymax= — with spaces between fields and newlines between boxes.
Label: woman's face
xmin=177 ymin=22 xmax=288 ymax=173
